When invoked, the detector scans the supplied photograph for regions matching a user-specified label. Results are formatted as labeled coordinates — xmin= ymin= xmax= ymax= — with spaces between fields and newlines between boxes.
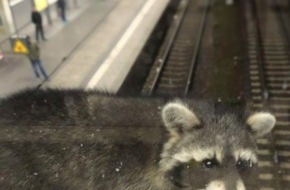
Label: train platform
xmin=44 ymin=0 xmax=170 ymax=92
xmin=0 ymin=0 xmax=171 ymax=99
xmin=0 ymin=0 xmax=100 ymax=98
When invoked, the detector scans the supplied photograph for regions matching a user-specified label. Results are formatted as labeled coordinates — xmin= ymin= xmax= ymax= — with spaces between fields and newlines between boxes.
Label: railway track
xmin=247 ymin=0 xmax=290 ymax=189
xmin=142 ymin=0 xmax=210 ymax=96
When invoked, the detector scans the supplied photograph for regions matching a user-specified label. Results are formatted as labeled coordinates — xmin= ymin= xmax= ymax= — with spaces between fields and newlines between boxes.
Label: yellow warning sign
xmin=13 ymin=40 xmax=29 ymax=54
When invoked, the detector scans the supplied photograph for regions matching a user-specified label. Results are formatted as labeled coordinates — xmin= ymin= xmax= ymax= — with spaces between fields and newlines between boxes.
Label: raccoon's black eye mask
xmin=185 ymin=158 xmax=255 ymax=170
xmin=202 ymin=159 xmax=219 ymax=169
xmin=186 ymin=158 xmax=219 ymax=169
xmin=167 ymin=158 xmax=220 ymax=188
xmin=167 ymin=165 xmax=189 ymax=188
xmin=236 ymin=159 xmax=254 ymax=171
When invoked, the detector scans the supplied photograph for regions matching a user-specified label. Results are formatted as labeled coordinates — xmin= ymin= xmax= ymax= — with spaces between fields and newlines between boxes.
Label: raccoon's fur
xmin=0 ymin=89 xmax=276 ymax=190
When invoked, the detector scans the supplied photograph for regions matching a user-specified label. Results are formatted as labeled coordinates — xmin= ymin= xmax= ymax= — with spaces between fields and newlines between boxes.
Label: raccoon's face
xmin=159 ymin=101 xmax=276 ymax=190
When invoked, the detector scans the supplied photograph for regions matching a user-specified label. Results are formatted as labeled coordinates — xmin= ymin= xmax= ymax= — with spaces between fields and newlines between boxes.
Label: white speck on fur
xmin=115 ymin=168 xmax=120 ymax=172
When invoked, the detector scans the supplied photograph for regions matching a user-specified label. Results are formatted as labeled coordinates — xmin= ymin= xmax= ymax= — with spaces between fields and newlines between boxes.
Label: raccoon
xmin=0 ymin=89 xmax=276 ymax=190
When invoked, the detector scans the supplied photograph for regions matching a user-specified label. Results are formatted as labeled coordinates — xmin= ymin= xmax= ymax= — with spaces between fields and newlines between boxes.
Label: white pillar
xmin=0 ymin=0 xmax=16 ymax=35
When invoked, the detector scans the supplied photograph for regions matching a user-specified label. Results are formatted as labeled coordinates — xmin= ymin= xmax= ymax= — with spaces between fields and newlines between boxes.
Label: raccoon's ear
xmin=162 ymin=101 xmax=201 ymax=135
xmin=246 ymin=112 xmax=276 ymax=137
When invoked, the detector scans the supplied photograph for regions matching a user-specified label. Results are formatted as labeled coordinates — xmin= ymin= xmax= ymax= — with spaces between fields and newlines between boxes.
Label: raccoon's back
xmin=0 ymin=89 xmax=165 ymax=128
xmin=0 ymin=139 xmax=168 ymax=189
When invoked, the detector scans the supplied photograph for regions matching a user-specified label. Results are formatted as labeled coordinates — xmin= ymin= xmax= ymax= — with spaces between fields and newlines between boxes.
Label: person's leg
xmin=62 ymin=8 xmax=67 ymax=22
xmin=36 ymin=59 xmax=48 ymax=79
xmin=39 ymin=25 xmax=46 ymax=40
xmin=36 ymin=26 xmax=40 ymax=42
xmin=31 ymin=60 xmax=40 ymax=78
xmin=60 ymin=9 xmax=64 ymax=21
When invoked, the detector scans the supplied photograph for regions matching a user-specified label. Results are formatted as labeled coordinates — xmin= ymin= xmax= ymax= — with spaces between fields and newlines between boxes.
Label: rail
xmin=143 ymin=0 xmax=211 ymax=96
xmin=146 ymin=0 xmax=190 ymax=95
xmin=249 ymin=0 xmax=269 ymax=101
xmin=184 ymin=0 xmax=211 ymax=95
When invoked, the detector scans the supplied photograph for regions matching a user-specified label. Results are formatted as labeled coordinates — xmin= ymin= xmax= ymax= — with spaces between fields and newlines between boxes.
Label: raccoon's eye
xmin=202 ymin=159 xmax=219 ymax=169
xmin=236 ymin=159 xmax=253 ymax=170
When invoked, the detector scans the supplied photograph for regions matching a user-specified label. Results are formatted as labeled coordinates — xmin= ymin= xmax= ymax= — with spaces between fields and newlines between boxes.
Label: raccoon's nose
xmin=236 ymin=179 xmax=246 ymax=190
xmin=223 ymin=177 xmax=246 ymax=190
xmin=204 ymin=180 xmax=246 ymax=190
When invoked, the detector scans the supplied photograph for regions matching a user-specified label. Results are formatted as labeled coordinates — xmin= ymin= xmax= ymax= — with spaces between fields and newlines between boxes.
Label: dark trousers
xmin=59 ymin=8 xmax=67 ymax=22
xmin=30 ymin=59 xmax=48 ymax=79
xmin=35 ymin=24 xmax=46 ymax=41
